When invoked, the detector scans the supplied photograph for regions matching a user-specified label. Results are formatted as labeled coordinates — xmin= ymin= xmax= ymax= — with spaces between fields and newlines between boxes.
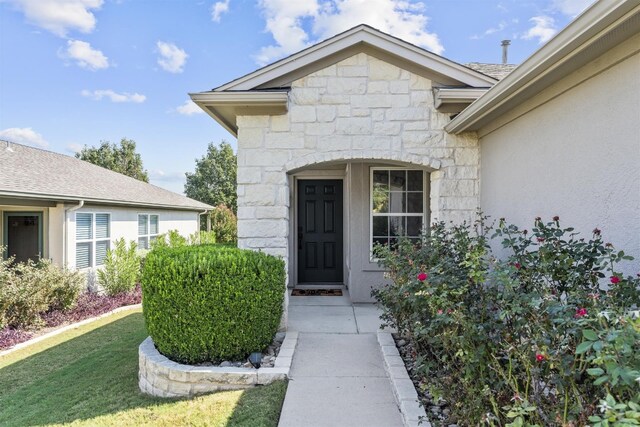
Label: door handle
xmin=298 ymin=226 xmax=303 ymax=250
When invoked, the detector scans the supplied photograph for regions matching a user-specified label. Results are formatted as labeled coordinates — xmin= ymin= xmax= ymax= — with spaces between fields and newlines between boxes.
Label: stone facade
xmin=139 ymin=333 xmax=298 ymax=398
xmin=236 ymin=52 xmax=480 ymax=295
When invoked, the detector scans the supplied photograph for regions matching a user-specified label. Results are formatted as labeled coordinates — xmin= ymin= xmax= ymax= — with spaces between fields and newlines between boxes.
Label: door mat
xmin=291 ymin=289 xmax=343 ymax=296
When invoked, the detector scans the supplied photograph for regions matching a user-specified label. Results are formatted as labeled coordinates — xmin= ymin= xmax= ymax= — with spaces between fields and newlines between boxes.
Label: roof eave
xmin=445 ymin=0 xmax=640 ymax=134
xmin=0 ymin=191 xmax=213 ymax=211
xmin=190 ymin=91 xmax=289 ymax=137
xmin=433 ymin=87 xmax=489 ymax=111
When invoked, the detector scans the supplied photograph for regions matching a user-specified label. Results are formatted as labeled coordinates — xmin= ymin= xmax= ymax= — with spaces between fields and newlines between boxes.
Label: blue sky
xmin=0 ymin=0 xmax=594 ymax=194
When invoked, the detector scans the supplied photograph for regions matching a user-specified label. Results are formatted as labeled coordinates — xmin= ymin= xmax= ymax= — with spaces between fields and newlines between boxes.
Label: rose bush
xmin=373 ymin=216 xmax=640 ymax=426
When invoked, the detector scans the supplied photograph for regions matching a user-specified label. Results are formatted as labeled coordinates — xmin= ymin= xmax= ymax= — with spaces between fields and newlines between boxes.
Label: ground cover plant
xmin=373 ymin=216 xmax=640 ymax=426
xmin=142 ymin=244 xmax=285 ymax=364
xmin=0 ymin=308 xmax=287 ymax=426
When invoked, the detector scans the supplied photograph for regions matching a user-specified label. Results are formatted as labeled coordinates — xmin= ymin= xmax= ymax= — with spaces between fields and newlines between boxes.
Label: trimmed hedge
xmin=142 ymin=244 xmax=285 ymax=364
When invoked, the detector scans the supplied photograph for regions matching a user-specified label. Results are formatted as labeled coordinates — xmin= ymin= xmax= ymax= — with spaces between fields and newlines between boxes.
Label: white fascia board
xmin=446 ymin=0 xmax=640 ymax=134
xmin=215 ymin=25 xmax=496 ymax=91
xmin=434 ymin=88 xmax=489 ymax=109
xmin=0 ymin=191 xmax=212 ymax=211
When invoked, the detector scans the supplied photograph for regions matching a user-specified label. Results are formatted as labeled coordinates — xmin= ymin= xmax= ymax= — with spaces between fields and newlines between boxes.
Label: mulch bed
xmin=394 ymin=333 xmax=460 ymax=427
xmin=0 ymin=285 xmax=142 ymax=351
xmin=291 ymin=288 xmax=343 ymax=296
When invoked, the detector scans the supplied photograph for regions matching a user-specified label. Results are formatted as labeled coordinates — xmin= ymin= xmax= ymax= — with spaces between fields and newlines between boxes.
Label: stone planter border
xmin=377 ymin=332 xmax=430 ymax=427
xmin=139 ymin=331 xmax=299 ymax=398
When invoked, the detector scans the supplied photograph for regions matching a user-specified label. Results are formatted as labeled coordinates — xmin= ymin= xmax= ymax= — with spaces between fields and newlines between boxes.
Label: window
xmin=371 ymin=168 xmax=425 ymax=253
xmin=76 ymin=213 xmax=110 ymax=268
xmin=138 ymin=214 xmax=159 ymax=249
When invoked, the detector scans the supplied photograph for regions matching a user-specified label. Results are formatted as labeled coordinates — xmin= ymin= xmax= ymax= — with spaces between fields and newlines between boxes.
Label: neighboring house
xmin=191 ymin=0 xmax=639 ymax=307
xmin=0 ymin=142 xmax=212 ymax=280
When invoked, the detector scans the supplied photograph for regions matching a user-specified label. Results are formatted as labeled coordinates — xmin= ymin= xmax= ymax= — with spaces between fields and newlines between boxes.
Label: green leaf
xmin=583 ymin=329 xmax=599 ymax=341
xmin=593 ymin=375 xmax=609 ymax=385
xmin=576 ymin=341 xmax=593 ymax=354
xmin=587 ymin=368 xmax=605 ymax=376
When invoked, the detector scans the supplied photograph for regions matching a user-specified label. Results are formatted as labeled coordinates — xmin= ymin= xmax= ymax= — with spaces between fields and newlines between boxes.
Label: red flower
xmin=437 ymin=309 xmax=443 ymax=315
xmin=575 ymin=308 xmax=587 ymax=318
xmin=553 ymin=216 xmax=560 ymax=221
xmin=537 ymin=237 xmax=545 ymax=243
xmin=610 ymin=276 xmax=621 ymax=284
xmin=593 ymin=228 xmax=601 ymax=235
xmin=536 ymin=354 xmax=546 ymax=362
xmin=514 ymin=262 xmax=522 ymax=270
xmin=417 ymin=272 xmax=428 ymax=282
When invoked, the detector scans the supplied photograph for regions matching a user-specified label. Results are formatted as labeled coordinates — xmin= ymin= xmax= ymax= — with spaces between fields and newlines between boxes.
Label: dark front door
xmin=297 ymin=180 xmax=343 ymax=283
xmin=4 ymin=213 xmax=42 ymax=263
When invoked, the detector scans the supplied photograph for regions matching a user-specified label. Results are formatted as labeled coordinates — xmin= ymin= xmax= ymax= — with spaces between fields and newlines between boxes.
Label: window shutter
xmin=76 ymin=213 xmax=92 ymax=240
xmin=76 ymin=242 xmax=91 ymax=269
xmin=138 ymin=215 xmax=148 ymax=236
xmin=95 ymin=240 xmax=109 ymax=266
xmin=95 ymin=214 xmax=110 ymax=239
xmin=150 ymin=215 xmax=159 ymax=235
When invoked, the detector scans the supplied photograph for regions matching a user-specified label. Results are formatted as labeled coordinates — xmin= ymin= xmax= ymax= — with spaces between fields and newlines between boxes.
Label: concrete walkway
xmin=278 ymin=289 xmax=403 ymax=427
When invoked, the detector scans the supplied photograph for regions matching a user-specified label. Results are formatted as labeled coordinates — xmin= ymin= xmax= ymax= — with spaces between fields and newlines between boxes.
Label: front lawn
xmin=0 ymin=308 xmax=287 ymax=426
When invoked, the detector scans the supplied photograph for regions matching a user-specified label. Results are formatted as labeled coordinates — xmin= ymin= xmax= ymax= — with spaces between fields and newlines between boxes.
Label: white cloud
xmin=552 ymin=0 xmax=595 ymax=17
xmin=176 ymin=100 xmax=204 ymax=115
xmin=156 ymin=41 xmax=188 ymax=73
xmin=254 ymin=0 xmax=443 ymax=66
xmin=211 ymin=0 xmax=230 ymax=22
xmin=66 ymin=143 xmax=84 ymax=153
xmin=149 ymin=169 xmax=185 ymax=182
xmin=6 ymin=0 xmax=103 ymax=37
xmin=0 ymin=127 xmax=48 ymax=148
xmin=522 ymin=15 xmax=557 ymax=44
xmin=61 ymin=39 xmax=109 ymax=70
xmin=81 ymin=89 xmax=146 ymax=103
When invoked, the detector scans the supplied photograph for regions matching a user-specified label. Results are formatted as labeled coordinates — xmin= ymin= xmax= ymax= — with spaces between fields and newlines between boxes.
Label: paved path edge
xmin=377 ymin=332 xmax=431 ymax=427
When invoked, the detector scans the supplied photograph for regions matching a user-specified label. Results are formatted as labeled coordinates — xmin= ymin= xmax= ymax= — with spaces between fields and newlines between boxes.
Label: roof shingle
xmin=465 ymin=62 xmax=517 ymax=80
xmin=0 ymin=141 xmax=212 ymax=211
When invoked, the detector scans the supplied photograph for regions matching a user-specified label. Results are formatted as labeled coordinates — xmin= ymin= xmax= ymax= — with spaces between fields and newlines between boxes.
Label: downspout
xmin=63 ymin=201 xmax=84 ymax=266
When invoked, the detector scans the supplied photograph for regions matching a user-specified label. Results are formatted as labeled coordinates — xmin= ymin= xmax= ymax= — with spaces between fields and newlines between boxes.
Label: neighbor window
xmin=76 ymin=213 xmax=110 ymax=268
xmin=371 ymin=168 xmax=425 ymax=253
xmin=138 ymin=214 xmax=159 ymax=249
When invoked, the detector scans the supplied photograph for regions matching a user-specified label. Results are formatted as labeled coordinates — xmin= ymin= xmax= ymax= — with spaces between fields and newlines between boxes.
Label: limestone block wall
xmin=236 ymin=52 xmax=480 ymax=289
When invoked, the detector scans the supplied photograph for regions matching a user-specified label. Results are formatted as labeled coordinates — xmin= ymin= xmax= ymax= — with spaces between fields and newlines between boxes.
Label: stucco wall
xmin=479 ymin=46 xmax=640 ymax=275
xmin=236 ymin=52 xmax=481 ymax=302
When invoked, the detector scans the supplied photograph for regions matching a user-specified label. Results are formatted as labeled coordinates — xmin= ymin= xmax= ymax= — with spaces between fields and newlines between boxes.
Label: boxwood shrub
xmin=142 ymin=244 xmax=285 ymax=364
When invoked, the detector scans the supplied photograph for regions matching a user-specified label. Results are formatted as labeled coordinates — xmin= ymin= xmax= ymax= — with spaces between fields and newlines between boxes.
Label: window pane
xmin=138 ymin=215 xmax=148 ymax=236
xmin=390 ymin=170 xmax=406 ymax=191
xmin=407 ymin=170 xmax=423 ymax=191
xmin=95 ymin=214 xmax=110 ymax=239
xmin=407 ymin=217 xmax=423 ymax=237
xmin=389 ymin=192 xmax=406 ymax=213
xmin=372 ymin=237 xmax=388 ymax=249
xmin=372 ymin=216 xmax=388 ymax=236
xmin=372 ymin=188 xmax=389 ymax=213
xmin=76 ymin=213 xmax=92 ymax=240
xmin=149 ymin=215 xmax=159 ymax=235
xmin=76 ymin=242 xmax=91 ymax=269
xmin=389 ymin=217 xmax=405 ymax=237
xmin=407 ymin=193 xmax=424 ymax=213
xmin=138 ymin=237 xmax=148 ymax=250
xmin=372 ymin=170 xmax=389 ymax=190
xmin=96 ymin=240 xmax=109 ymax=266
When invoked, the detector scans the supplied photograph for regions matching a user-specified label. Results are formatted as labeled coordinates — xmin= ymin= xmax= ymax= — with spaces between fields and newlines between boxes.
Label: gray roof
xmin=465 ymin=62 xmax=517 ymax=80
xmin=0 ymin=141 xmax=212 ymax=211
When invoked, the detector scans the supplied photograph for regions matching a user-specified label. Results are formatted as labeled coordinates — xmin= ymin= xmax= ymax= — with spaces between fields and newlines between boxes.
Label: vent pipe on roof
xmin=501 ymin=40 xmax=511 ymax=65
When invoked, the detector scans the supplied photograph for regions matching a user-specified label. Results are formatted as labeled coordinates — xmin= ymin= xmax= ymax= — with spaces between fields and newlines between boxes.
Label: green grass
xmin=0 ymin=308 xmax=287 ymax=426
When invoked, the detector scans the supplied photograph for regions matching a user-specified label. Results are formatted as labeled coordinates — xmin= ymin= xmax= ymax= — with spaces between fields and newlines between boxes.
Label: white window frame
xmin=137 ymin=214 xmax=159 ymax=249
xmin=369 ymin=167 xmax=427 ymax=259
xmin=75 ymin=212 xmax=111 ymax=269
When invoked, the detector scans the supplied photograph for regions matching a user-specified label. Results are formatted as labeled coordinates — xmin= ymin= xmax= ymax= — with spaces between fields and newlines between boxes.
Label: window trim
xmin=75 ymin=212 xmax=111 ymax=269
xmin=369 ymin=167 xmax=427 ymax=259
xmin=137 ymin=213 xmax=159 ymax=249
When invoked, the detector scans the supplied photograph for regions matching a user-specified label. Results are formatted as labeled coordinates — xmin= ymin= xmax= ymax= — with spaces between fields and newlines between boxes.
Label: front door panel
xmin=298 ymin=180 xmax=343 ymax=283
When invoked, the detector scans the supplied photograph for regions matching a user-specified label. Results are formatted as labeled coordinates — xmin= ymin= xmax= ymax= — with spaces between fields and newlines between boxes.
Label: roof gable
xmin=215 ymin=24 xmax=497 ymax=91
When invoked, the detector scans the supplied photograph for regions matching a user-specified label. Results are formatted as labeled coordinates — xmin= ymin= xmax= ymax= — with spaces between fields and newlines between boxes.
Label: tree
xmin=76 ymin=138 xmax=149 ymax=182
xmin=185 ymin=141 xmax=237 ymax=213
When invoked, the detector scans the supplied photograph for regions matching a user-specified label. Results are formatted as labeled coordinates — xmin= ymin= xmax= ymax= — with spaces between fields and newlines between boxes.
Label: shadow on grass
xmin=0 ymin=312 xmax=287 ymax=427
